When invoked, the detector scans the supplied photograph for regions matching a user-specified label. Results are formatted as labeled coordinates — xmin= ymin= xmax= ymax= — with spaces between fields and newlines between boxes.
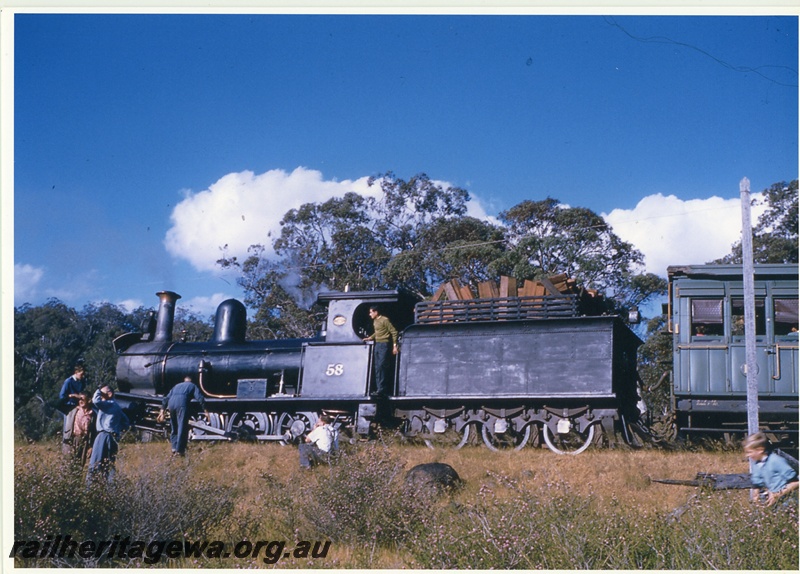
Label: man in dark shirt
xmin=362 ymin=306 xmax=399 ymax=398
xmin=58 ymin=365 xmax=86 ymax=414
xmin=159 ymin=376 xmax=208 ymax=457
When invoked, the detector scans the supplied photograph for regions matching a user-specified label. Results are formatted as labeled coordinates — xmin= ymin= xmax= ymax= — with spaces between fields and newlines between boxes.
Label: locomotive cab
xmin=318 ymin=289 xmax=417 ymax=343
xmin=300 ymin=290 xmax=418 ymax=398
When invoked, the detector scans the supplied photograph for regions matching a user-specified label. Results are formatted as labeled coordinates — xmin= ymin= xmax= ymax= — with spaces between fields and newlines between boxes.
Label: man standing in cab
xmin=363 ymin=305 xmax=398 ymax=398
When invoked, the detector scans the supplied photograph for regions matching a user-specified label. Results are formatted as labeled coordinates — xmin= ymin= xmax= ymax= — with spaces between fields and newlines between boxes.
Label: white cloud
xmin=115 ymin=299 xmax=145 ymax=313
xmin=180 ymin=292 xmax=234 ymax=318
xmin=603 ymin=193 xmax=768 ymax=277
xmin=14 ymin=263 xmax=44 ymax=306
xmin=465 ymin=195 xmax=493 ymax=223
xmin=165 ymin=166 xmax=493 ymax=272
xmin=165 ymin=167 xmax=379 ymax=272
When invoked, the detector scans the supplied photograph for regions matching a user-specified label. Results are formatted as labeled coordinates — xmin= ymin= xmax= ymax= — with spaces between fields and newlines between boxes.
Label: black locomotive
xmin=114 ymin=286 xmax=645 ymax=455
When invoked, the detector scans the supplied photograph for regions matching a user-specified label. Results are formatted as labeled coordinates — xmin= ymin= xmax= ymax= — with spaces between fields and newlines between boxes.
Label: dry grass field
xmin=12 ymin=436 xmax=800 ymax=569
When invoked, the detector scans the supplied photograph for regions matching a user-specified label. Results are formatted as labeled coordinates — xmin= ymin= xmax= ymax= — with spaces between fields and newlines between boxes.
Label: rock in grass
xmin=405 ymin=462 xmax=463 ymax=494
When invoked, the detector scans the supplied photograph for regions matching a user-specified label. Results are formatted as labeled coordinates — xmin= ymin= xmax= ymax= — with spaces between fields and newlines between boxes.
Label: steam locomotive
xmin=114 ymin=287 xmax=645 ymax=455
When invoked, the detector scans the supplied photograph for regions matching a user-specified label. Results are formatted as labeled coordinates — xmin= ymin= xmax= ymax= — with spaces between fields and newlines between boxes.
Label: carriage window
xmin=774 ymin=299 xmax=799 ymax=337
xmin=731 ymin=298 xmax=766 ymax=337
xmin=690 ymin=299 xmax=723 ymax=337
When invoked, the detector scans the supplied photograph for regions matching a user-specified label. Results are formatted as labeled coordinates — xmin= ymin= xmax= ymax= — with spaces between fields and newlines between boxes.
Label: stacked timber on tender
xmin=415 ymin=274 xmax=608 ymax=324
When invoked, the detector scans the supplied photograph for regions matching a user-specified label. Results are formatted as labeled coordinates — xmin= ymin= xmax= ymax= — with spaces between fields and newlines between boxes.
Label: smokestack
xmin=154 ymin=291 xmax=181 ymax=342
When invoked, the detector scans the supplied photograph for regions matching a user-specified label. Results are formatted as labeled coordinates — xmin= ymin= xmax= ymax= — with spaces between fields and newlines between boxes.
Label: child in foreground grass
xmin=743 ymin=432 xmax=798 ymax=507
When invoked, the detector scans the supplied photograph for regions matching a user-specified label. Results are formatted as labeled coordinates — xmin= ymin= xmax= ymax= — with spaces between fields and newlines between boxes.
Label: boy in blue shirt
xmin=743 ymin=432 xmax=798 ymax=507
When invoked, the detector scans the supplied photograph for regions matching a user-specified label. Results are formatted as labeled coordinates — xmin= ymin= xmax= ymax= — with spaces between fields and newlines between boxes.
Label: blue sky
xmin=6 ymin=9 xmax=798 ymax=317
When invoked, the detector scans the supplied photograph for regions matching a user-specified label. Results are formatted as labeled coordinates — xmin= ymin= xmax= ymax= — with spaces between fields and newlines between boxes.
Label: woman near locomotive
xmin=62 ymin=392 xmax=95 ymax=466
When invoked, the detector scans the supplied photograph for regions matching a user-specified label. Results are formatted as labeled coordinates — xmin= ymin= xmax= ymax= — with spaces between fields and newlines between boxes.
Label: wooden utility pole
xmin=740 ymin=177 xmax=759 ymax=436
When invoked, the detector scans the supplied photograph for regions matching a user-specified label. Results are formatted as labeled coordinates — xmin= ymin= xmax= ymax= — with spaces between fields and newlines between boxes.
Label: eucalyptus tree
xmin=14 ymin=299 xmax=88 ymax=437
xmin=274 ymin=192 xmax=391 ymax=294
xmin=714 ymin=179 xmax=798 ymax=264
xmin=366 ymin=171 xmax=470 ymax=249
xmin=498 ymin=197 xmax=664 ymax=311
xmin=218 ymin=173 xmax=477 ymax=336
xmin=219 ymin=178 xmax=673 ymax=336
xmin=382 ymin=216 xmax=508 ymax=297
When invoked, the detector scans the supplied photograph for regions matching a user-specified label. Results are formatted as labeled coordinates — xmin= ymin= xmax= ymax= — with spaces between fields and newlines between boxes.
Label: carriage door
xmin=728 ymin=296 xmax=771 ymax=394
xmin=771 ymin=298 xmax=799 ymax=396
xmin=682 ymin=298 xmax=728 ymax=395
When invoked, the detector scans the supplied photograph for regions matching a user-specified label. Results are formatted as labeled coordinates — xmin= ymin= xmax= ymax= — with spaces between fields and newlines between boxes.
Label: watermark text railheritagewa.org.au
xmin=10 ymin=535 xmax=331 ymax=565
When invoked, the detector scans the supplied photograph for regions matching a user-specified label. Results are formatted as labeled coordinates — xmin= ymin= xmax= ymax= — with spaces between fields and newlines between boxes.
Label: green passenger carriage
xmin=667 ymin=264 xmax=798 ymax=444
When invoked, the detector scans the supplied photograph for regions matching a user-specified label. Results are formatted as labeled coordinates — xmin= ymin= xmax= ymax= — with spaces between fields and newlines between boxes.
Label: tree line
xmin=217 ymin=172 xmax=669 ymax=339
xmin=14 ymin=175 xmax=797 ymax=440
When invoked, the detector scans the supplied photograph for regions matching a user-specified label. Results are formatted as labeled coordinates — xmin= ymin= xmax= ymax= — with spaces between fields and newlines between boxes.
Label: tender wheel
xmin=227 ymin=412 xmax=272 ymax=439
xmin=276 ymin=411 xmax=319 ymax=445
xmin=421 ymin=419 xmax=472 ymax=450
xmin=188 ymin=412 xmax=223 ymax=440
xmin=542 ymin=421 xmax=596 ymax=455
xmin=481 ymin=421 xmax=531 ymax=451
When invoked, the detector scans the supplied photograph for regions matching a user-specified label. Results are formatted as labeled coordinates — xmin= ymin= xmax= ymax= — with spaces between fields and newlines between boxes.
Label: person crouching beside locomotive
xmin=87 ymin=385 xmax=130 ymax=484
xmin=158 ymin=376 xmax=209 ymax=457
xmin=743 ymin=432 xmax=798 ymax=507
xmin=299 ymin=415 xmax=336 ymax=469
xmin=362 ymin=305 xmax=399 ymax=398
